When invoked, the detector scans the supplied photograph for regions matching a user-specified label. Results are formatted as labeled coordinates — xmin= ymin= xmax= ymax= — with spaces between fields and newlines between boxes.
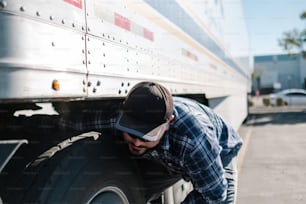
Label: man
xmin=115 ymin=81 xmax=243 ymax=204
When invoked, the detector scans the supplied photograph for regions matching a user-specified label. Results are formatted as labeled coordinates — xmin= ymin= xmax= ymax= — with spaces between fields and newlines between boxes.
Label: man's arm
xmin=182 ymin=154 xmax=227 ymax=203
xmin=56 ymin=103 xmax=119 ymax=131
xmin=58 ymin=112 xmax=117 ymax=131
xmin=177 ymin=112 xmax=227 ymax=203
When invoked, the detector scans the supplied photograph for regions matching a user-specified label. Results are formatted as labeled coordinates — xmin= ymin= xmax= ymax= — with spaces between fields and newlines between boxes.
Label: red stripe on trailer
xmin=182 ymin=48 xmax=198 ymax=61
xmin=64 ymin=0 xmax=82 ymax=9
xmin=111 ymin=12 xmax=154 ymax=42
xmin=114 ymin=13 xmax=131 ymax=31
xmin=186 ymin=50 xmax=191 ymax=57
xmin=144 ymin=28 xmax=154 ymax=41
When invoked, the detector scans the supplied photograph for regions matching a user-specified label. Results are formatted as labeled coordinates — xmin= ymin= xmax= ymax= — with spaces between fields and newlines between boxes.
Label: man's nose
xmin=132 ymin=138 xmax=144 ymax=146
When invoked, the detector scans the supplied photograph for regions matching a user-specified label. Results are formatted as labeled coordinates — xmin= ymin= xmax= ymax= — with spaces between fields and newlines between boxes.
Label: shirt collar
xmin=158 ymin=107 xmax=178 ymax=151
xmin=158 ymin=130 xmax=170 ymax=151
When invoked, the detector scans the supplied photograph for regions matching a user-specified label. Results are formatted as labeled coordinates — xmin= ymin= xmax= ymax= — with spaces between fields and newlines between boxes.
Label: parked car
xmin=269 ymin=89 xmax=306 ymax=106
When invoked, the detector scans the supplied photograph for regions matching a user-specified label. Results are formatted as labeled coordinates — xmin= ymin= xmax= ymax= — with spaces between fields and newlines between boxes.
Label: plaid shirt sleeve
xmin=58 ymin=113 xmax=117 ymax=131
xmin=182 ymin=151 xmax=227 ymax=203
xmin=175 ymin=106 xmax=227 ymax=203
xmin=57 ymin=107 xmax=118 ymax=131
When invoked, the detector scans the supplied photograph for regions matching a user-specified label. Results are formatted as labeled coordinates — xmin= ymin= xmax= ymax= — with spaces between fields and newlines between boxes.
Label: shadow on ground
xmin=247 ymin=106 xmax=306 ymax=126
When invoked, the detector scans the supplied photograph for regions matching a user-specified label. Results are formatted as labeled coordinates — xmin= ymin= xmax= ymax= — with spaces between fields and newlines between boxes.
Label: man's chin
xmin=129 ymin=147 xmax=146 ymax=156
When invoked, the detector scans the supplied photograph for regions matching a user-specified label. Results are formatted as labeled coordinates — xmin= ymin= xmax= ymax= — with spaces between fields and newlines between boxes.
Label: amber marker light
xmin=52 ymin=80 xmax=60 ymax=91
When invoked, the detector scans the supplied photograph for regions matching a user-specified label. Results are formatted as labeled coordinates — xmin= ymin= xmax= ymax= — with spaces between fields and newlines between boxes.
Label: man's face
xmin=122 ymin=132 xmax=160 ymax=155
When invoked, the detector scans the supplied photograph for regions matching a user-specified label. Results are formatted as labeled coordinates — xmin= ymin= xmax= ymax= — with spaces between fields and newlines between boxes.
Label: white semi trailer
xmin=0 ymin=0 xmax=251 ymax=203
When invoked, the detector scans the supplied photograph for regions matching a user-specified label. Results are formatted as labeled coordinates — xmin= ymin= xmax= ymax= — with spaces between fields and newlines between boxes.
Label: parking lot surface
xmin=237 ymin=105 xmax=306 ymax=204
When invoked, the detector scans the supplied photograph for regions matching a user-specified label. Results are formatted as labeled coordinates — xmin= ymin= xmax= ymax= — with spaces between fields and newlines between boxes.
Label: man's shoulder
xmin=172 ymin=97 xmax=192 ymax=117
xmin=172 ymin=96 xmax=211 ymax=114
xmin=173 ymin=96 xmax=193 ymax=103
xmin=173 ymin=96 xmax=196 ymax=108
xmin=173 ymin=96 xmax=208 ymax=107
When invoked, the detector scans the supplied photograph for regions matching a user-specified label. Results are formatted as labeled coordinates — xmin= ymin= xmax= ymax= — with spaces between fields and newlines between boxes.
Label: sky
xmin=242 ymin=0 xmax=306 ymax=56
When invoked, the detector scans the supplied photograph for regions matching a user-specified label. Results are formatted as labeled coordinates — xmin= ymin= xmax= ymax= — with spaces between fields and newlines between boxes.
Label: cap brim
xmin=115 ymin=112 xmax=166 ymax=141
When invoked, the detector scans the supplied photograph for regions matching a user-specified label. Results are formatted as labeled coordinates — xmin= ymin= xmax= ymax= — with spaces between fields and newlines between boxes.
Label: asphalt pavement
xmin=236 ymin=101 xmax=306 ymax=204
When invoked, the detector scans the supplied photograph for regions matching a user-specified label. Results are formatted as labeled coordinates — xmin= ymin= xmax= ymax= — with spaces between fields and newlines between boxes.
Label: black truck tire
xmin=5 ymin=131 xmax=145 ymax=204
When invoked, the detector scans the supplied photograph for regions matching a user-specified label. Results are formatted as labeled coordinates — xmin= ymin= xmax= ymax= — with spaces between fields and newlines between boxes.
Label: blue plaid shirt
xmin=57 ymin=97 xmax=242 ymax=203
xmin=143 ymin=97 xmax=243 ymax=203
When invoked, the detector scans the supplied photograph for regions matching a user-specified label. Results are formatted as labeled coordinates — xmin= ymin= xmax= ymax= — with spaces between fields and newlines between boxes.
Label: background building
xmin=252 ymin=54 xmax=306 ymax=94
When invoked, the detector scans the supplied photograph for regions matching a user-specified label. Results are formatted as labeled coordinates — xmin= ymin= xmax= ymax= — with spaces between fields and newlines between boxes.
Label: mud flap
xmin=0 ymin=140 xmax=28 ymax=173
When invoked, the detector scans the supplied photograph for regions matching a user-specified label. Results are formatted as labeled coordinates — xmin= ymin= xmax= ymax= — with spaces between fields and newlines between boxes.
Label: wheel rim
xmin=87 ymin=186 xmax=129 ymax=204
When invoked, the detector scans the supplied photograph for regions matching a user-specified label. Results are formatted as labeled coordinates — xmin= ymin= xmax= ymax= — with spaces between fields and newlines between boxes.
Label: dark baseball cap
xmin=115 ymin=81 xmax=173 ymax=141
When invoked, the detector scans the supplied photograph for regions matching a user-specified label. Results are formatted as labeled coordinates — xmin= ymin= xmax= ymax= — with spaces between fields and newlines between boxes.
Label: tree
xmin=279 ymin=11 xmax=306 ymax=58
xmin=251 ymin=65 xmax=265 ymax=93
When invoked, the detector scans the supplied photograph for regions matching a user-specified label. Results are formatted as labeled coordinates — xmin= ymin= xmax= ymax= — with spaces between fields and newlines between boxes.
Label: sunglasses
xmin=115 ymin=112 xmax=170 ymax=142
xmin=141 ymin=121 xmax=169 ymax=142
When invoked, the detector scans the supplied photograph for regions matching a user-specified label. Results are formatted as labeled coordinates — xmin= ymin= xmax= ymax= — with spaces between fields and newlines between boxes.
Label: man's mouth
xmin=131 ymin=145 xmax=143 ymax=151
